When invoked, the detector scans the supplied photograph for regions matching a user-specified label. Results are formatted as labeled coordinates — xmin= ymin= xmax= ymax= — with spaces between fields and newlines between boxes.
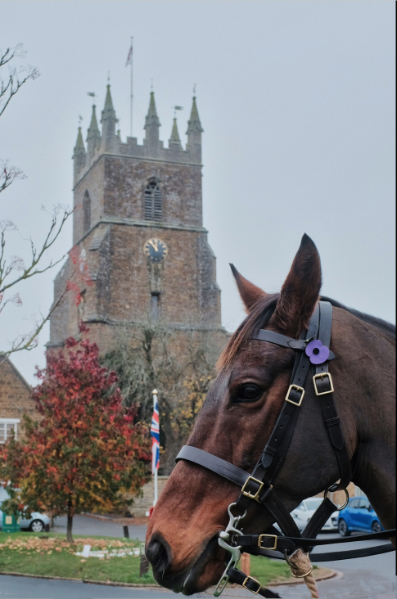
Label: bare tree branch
xmin=3 ymin=286 xmax=67 ymax=358
xmin=0 ymin=206 xmax=75 ymax=360
xmin=101 ymin=320 xmax=219 ymax=471
xmin=0 ymin=207 xmax=73 ymax=295
xmin=0 ymin=246 xmax=86 ymax=362
xmin=0 ymin=44 xmax=74 ymax=360
xmin=0 ymin=44 xmax=39 ymax=203
xmin=0 ymin=160 xmax=26 ymax=195
xmin=0 ymin=44 xmax=39 ymax=119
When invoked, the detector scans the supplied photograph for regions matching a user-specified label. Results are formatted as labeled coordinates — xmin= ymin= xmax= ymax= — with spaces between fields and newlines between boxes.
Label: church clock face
xmin=143 ymin=238 xmax=168 ymax=263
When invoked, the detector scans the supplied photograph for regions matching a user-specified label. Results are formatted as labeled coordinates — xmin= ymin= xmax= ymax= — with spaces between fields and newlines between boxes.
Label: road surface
xmin=1 ymin=529 xmax=395 ymax=598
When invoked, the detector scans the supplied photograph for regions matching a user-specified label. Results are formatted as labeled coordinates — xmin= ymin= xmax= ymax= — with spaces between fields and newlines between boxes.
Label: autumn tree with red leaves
xmin=0 ymin=326 xmax=150 ymax=541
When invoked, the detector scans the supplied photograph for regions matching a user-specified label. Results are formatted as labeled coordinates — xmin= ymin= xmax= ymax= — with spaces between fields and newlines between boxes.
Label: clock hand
xmin=148 ymin=240 xmax=158 ymax=252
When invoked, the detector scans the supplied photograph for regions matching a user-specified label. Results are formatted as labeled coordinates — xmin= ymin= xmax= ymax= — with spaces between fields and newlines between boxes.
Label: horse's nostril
xmin=146 ymin=538 xmax=170 ymax=573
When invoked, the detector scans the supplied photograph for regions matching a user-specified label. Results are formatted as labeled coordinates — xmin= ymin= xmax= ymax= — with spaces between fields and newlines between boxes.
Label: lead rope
xmin=285 ymin=549 xmax=319 ymax=599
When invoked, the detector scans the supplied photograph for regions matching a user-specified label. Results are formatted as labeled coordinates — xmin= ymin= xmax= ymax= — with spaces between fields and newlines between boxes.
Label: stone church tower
xmin=48 ymin=84 xmax=228 ymax=466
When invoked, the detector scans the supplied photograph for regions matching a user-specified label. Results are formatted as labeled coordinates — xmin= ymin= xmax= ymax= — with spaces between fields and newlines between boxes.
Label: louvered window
xmin=144 ymin=180 xmax=162 ymax=221
xmin=83 ymin=191 xmax=91 ymax=233
xmin=150 ymin=293 xmax=160 ymax=321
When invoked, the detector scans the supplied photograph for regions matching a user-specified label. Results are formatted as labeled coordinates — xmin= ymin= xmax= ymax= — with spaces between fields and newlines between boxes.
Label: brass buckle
xmin=285 ymin=384 xmax=305 ymax=406
xmin=258 ymin=534 xmax=277 ymax=550
xmin=241 ymin=476 xmax=264 ymax=503
xmin=313 ymin=372 xmax=334 ymax=396
xmin=242 ymin=575 xmax=261 ymax=594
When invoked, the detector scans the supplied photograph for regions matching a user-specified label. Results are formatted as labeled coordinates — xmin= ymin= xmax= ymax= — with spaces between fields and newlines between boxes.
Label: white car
xmin=290 ymin=497 xmax=338 ymax=532
xmin=0 ymin=487 xmax=50 ymax=532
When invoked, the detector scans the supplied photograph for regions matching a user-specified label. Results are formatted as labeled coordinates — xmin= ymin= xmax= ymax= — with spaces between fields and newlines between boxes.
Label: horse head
xmin=145 ymin=234 xmax=395 ymax=594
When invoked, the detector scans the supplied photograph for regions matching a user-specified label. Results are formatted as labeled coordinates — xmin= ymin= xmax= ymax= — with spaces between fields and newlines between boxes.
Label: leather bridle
xmin=176 ymin=301 xmax=396 ymax=598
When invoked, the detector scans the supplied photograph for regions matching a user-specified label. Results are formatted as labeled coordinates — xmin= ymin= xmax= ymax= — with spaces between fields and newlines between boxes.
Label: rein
xmin=176 ymin=301 xmax=396 ymax=598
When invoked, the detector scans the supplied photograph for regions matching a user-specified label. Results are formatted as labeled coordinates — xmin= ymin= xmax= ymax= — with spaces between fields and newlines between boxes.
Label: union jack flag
xmin=150 ymin=397 xmax=160 ymax=474
xmin=125 ymin=44 xmax=133 ymax=67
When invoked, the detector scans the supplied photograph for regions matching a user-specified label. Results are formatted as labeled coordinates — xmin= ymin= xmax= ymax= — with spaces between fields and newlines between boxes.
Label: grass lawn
xmin=0 ymin=531 xmax=319 ymax=587
xmin=0 ymin=531 xmax=154 ymax=584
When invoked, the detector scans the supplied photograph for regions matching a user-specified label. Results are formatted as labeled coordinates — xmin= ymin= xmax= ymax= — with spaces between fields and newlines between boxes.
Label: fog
xmin=0 ymin=1 xmax=394 ymax=384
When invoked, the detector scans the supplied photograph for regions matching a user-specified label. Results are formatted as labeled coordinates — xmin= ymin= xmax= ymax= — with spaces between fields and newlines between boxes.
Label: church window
xmin=0 ymin=419 xmax=20 ymax=443
xmin=78 ymin=289 xmax=86 ymax=321
xmin=83 ymin=191 xmax=91 ymax=233
xmin=144 ymin=179 xmax=162 ymax=221
xmin=150 ymin=292 xmax=160 ymax=321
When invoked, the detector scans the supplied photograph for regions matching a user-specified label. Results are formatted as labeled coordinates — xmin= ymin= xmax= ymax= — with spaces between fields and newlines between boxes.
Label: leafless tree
xmin=102 ymin=318 xmax=218 ymax=473
xmin=0 ymin=207 xmax=76 ymax=358
xmin=0 ymin=44 xmax=39 ymax=197
xmin=0 ymin=45 xmax=74 ymax=360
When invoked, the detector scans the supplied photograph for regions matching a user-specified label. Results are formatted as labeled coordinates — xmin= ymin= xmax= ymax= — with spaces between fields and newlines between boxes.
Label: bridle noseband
xmin=176 ymin=301 xmax=395 ymax=598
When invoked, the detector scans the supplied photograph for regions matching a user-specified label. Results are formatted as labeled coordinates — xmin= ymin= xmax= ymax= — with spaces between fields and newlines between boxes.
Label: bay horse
xmin=146 ymin=234 xmax=395 ymax=595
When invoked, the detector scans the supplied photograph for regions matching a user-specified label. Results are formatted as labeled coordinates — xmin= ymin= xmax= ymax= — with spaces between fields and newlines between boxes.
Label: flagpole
xmin=130 ymin=36 xmax=133 ymax=138
xmin=152 ymin=389 xmax=158 ymax=507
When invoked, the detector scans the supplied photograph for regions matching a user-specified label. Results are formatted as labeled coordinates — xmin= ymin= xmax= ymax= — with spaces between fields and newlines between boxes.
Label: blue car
xmin=338 ymin=496 xmax=383 ymax=536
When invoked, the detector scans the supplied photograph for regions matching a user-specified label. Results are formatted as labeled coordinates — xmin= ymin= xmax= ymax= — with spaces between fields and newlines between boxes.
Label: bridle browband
xmin=176 ymin=301 xmax=396 ymax=598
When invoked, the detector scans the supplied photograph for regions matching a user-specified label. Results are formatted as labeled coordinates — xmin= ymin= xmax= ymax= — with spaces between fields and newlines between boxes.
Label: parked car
xmin=0 ymin=487 xmax=50 ymax=532
xmin=337 ymin=496 xmax=383 ymax=537
xmin=274 ymin=497 xmax=338 ymax=533
xmin=290 ymin=497 xmax=338 ymax=532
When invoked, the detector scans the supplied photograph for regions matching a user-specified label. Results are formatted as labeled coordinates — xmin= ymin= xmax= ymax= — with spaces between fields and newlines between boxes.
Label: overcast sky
xmin=0 ymin=1 xmax=395 ymax=385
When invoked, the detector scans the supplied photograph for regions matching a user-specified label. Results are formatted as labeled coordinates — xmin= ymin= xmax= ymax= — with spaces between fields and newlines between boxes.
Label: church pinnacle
xmin=101 ymin=84 xmax=117 ymax=122
xmin=144 ymin=91 xmax=161 ymax=155
xmin=186 ymin=96 xmax=203 ymax=134
xmin=100 ymin=83 xmax=118 ymax=151
xmin=74 ymin=126 xmax=85 ymax=154
xmin=145 ymin=91 xmax=161 ymax=129
xmin=73 ymin=126 xmax=86 ymax=181
xmin=169 ymin=117 xmax=182 ymax=150
xmin=186 ymin=96 xmax=203 ymax=161
xmin=86 ymin=104 xmax=101 ymax=160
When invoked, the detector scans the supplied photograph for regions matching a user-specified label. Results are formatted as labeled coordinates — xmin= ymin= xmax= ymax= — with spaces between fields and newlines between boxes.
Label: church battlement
xmin=71 ymin=83 xmax=205 ymax=246
xmin=73 ymin=86 xmax=203 ymax=187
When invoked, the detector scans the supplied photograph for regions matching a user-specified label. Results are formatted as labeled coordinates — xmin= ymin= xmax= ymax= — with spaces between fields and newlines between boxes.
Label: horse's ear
xmin=272 ymin=234 xmax=322 ymax=335
xmin=230 ymin=264 xmax=267 ymax=313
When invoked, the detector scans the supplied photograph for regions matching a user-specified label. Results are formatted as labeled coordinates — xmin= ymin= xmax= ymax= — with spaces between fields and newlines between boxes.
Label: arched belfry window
xmin=144 ymin=178 xmax=162 ymax=221
xmin=83 ymin=191 xmax=91 ymax=233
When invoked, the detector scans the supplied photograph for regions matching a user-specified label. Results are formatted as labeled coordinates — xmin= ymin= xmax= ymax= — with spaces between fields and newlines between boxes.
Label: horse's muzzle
xmin=146 ymin=533 xmax=226 ymax=595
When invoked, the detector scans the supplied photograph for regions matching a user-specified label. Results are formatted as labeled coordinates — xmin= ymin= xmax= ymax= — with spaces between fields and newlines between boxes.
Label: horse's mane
xmin=321 ymin=296 xmax=396 ymax=340
xmin=218 ymin=294 xmax=396 ymax=370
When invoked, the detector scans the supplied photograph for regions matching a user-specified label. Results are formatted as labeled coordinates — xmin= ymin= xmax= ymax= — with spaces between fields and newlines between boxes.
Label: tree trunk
xmin=66 ymin=500 xmax=73 ymax=543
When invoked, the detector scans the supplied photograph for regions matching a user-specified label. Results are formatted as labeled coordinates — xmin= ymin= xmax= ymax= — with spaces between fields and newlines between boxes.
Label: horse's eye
xmin=235 ymin=383 xmax=263 ymax=403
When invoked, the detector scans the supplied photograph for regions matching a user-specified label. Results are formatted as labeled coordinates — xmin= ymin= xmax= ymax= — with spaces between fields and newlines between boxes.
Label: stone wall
xmin=49 ymin=221 xmax=226 ymax=352
xmin=0 ymin=356 xmax=35 ymax=441
xmin=129 ymin=476 xmax=170 ymax=518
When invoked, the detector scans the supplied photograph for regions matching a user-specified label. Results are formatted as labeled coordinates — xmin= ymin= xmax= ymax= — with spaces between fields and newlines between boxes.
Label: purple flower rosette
xmin=305 ymin=339 xmax=330 ymax=365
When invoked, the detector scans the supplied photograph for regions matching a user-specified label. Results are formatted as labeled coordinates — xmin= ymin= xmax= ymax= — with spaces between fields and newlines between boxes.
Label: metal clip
xmin=213 ymin=503 xmax=247 ymax=597
xmin=213 ymin=553 xmax=239 ymax=597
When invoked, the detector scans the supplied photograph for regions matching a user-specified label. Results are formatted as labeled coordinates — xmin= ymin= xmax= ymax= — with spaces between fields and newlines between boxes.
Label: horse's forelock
xmin=216 ymin=294 xmax=279 ymax=371
xmin=216 ymin=292 xmax=395 ymax=373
